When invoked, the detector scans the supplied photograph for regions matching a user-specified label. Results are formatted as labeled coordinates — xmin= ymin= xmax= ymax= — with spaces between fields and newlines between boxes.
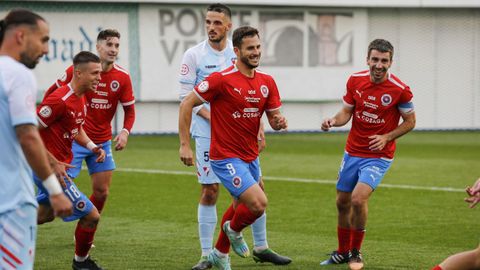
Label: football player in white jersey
xmin=0 ymin=9 xmax=72 ymax=270
xmin=178 ymin=4 xmax=291 ymax=270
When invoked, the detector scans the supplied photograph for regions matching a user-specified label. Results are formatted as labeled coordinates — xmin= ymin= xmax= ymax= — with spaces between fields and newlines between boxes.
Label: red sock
xmin=75 ymin=224 xmax=97 ymax=257
xmin=431 ymin=266 xmax=443 ymax=270
xmin=89 ymin=194 xmax=106 ymax=214
xmin=215 ymin=204 xmax=235 ymax=254
xmin=229 ymin=203 xmax=262 ymax=232
xmin=351 ymin=228 xmax=365 ymax=251
xmin=337 ymin=226 xmax=351 ymax=254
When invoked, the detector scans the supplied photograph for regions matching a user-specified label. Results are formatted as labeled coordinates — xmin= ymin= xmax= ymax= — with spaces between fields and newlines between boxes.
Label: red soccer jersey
xmin=46 ymin=64 xmax=135 ymax=143
xmin=343 ymin=70 xmax=414 ymax=159
xmin=194 ymin=66 xmax=282 ymax=162
xmin=37 ymin=84 xmax=86 ymax=163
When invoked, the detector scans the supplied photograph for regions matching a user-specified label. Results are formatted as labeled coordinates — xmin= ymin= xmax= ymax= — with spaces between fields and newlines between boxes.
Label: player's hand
xmin=114 ymin=130 xmax=129 ymax=151
xmin=368 ymin=134 xmax=389 ymax=151
xmin=179 ymin=145 xmax=194 ymax=166
xmin=92 ymin=145 xmax=106 ymax=163
xmin=465 ymin=178 xmax=480 ymax=208
xmin=321 ymin=118 xmax=335 ymax=131
xmin=273 ymin=114 xmax=288 ymax=130
xmin=51 ymin=160 xmax=74 ymax=187
xmin=49 ymin=193 xmax=73 ymax=217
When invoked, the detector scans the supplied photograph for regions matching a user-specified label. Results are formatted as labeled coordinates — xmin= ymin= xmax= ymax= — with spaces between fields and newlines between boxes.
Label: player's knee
xmin=200 ymin=184 xmax=219 ymax=204
xmin=80 ymin=209 xmax=100 ymax=228
xmin=336 ymin=197 xmax=351 ymax=212
xmin=93 ymin=187 xmax=109 ymax=201
xmin=249 ymin=198 xmax=267 ymax=216
xmin=351 ymin=195 xmax=367 ymax=209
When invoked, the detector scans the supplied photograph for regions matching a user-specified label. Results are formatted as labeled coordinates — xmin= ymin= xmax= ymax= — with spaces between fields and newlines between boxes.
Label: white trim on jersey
xmin=265 ymin=106 xmax=282 ymax=112
xmin=343 ymin=100 xmax=355 ymax=107
xmin=193 ymin=90 xmax=208 ymax=103
xmin=61 ymin=84 xmax=74 ymax=101
xmin=221 ymin=67 xmax=238 ymax=76
xmin=121 ymin=100 xmax=135 ymax=106
xmin=387 ymin=73 xmax=406 ymax=90
xmin=351 ymin=71 xmax=370 ymax=77
xmin=36 ymin=116 xmax=48 ymax=128
xmin=113 ymin=64 xmax=130 ymax=75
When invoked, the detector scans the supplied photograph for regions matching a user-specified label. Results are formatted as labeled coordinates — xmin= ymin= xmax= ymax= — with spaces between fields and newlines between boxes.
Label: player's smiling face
xmin=96 ymin=37 xmax=120 ymax=64
xmin=205 ymin=11 xmax=231 ymax=43
xmin=237 ymin=35 xmax=261 ymax=69
xmin=367 ymin=49 xmax=392 ymax=83
xmin=77 ymin=62 xmax=102 ymax=92
xmin=20 ymin=19 xmax=50 ymax=69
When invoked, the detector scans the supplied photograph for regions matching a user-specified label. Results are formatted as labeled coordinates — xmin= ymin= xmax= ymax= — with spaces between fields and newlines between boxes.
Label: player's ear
xmin=226 ymin=22 xmax=232 ymax=31
xmin=15 ymin=28 xmax=25 ymax=45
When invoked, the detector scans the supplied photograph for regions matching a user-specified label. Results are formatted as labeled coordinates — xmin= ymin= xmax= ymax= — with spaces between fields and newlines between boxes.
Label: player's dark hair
xmin=73 ymin=51 xmax=101 ymax=68
xmin=368 ymin=39 xmax=394 ymax=60
xmin=206 ymin=3 xmax=231 ymax=19
xmin=232 ymin=26 xmax=259 ymax=48
xmin=97 ymin=29 xmax=120 ymax=42
xmin=0 ymin=9 xmax=46 ymax=45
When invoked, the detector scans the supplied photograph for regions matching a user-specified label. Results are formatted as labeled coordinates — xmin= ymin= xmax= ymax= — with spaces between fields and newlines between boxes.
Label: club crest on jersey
xmin=232 ymin=176 xmax=242 ymax=188
xmin=381 ymin=94 xmax=392 ymax=106
xmin=75 ymin=200 xmax=86 ymax=211
xmin=180 ymin=64 xmax=189 ymax=75
xmin=110 ymin=80 xmax=120 ymax=92
xmin=39 ymin=106 xmax=52 ymax=118
xmin=198 ymin=81 xmax=209 ymax=93
xmin=260 ymin=85 xmax=269 ymax=98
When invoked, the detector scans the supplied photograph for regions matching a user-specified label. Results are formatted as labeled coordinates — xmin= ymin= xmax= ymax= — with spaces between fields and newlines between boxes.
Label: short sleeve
xmin=36 ymin=94 xmax=65 ymax=128
xmin=265 ymin=78 xmax=282 ymax=111
xmin=398 ymin=86 xmax=414 ymax=114
xmin=342 ymin=76 xmax=355 ymax=107
xmin=7 ymin=69 xmax=38 ymax=127
xmin=193 ymin=72 xmax=223 ymax=103
xmin=179 ymin=50 xmax=197 ymax=99
xmin=120 ymin=74 xmax=135 ymax=106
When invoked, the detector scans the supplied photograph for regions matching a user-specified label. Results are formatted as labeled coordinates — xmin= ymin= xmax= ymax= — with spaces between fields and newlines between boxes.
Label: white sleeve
xmin=5 ymin=68 xmax=38 ymax=127
xmin=178 ymin=49 xmax=197 ymax=100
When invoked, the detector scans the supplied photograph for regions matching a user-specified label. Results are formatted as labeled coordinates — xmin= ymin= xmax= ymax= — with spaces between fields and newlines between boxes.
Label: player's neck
xmin=102 ymin=61 xmax=114 ymax=72
xmin=70 ymin=81 xmax=87 ymax=97
xmin=208 ymin=38 xmax=227 ymax=52
xmin=235 ymin=62 xmax=255 ymax=78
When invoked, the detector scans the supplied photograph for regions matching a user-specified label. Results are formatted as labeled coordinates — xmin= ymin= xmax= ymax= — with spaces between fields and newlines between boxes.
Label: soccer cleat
xmin=320 ymin=250 xmax=350 ymax=265
xmin=222 ymin=221 xmax=250 ymax=258
xmin=208 ymin=250 xmax=231 ymax=270
xmin=72 ymin=257 xmax=104 ymax=270
xmin=348 ymin=248 xmax=364 ymax=270
xmin=253 ymin=248 xmax=292 ymax=265
xmin=191 ymin=256 xmax=213 ymax=270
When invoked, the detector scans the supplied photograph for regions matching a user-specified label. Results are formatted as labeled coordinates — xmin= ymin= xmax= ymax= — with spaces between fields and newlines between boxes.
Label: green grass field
xmin=34 ymin=131 xmax=480 ymax=270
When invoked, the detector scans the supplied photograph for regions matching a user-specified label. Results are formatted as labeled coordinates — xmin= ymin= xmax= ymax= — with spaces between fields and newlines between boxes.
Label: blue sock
xmin=198 ymin=204 xmax=217 ymax=256
xmin=251 ymin=212 xmax=268 ymax=250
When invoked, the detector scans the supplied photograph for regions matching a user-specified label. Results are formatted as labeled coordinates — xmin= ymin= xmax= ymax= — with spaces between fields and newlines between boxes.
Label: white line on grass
xmin=114 ymin=167 xmax=465 ymax=193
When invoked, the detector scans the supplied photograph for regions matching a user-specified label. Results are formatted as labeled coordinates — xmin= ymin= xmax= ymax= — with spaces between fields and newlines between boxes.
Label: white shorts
xmin=195 ymin=137 xmax=221 ymax=184
xmin=0 ymin=203 xmax=37 ymax=270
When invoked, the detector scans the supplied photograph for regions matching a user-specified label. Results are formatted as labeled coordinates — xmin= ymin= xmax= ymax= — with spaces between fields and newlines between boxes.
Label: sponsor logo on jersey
xmin=232 ymin=111 xmax=241 ymax=119
xmin=368 ymin=95 xmax=376 ymax=101
xmin=96 ymin=91 xmax=108 ymax=96
xmin=180 ymin=64 xmax=189 ymax=75
xmin=205 ymin=65 xmax=217 ymax=69
xmin=232 ymin=176 xmax=242 ymax=188
xmin=244 ymin=108 xmax=259 ymax=113
xmin=356 ymin=111 xmax=385 ymax=124
xmin=92 ymin=98 xmax=108 ymax=104
xmin=110 ymin=80 xmax=120 ymax=92
xmin=248 ymin=89 xmax=256 ymax=95
xmin=75 ymin=200 xmax=86 ymax=211
xmin=381 ymin=94 xmax=392 ymax=106
xmin=98 ymin=82 xmax=107 ymax=88
xmin=233 ymin=88 xmax=242 ymax=95
xmin=363 ymin=101 xmax=378 ymax=110
xmin=362 ymin=111 xmax=378 ymax=119
xmin=39 ymin=106 xmax=52 ymax=118
xmin=260 ymin=85 xmax=269 ymax=98
xmin=89 ymin=103 xmax=113 ymax=110
xmin=355 ymin=89 xmax=363 ymax=97
xmin=198 ymin=81 xmax=209 ymax=93
xmin=245 ymin=97 xmax=260 ymax=103
xmin=232 ymin=109 xmax=261 ymax=119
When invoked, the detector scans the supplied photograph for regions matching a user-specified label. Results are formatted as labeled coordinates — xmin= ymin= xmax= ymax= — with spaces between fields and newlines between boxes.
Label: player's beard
xmin=208 ymin=32 xmax=225 ymax=44
xmin=239 ymin=54 xmax=260 ymax=69
xmin=370 ymin=66 xmax=388 ymax=83
xmin=19 ymin=50 xmax=39 ymax=69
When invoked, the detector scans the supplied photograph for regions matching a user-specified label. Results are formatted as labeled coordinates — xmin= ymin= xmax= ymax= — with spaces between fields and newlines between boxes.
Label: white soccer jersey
xmin=178 ymin=39 xmax=237 ymax=138
xmin=0 ymin=56 xmax=38 ymax=213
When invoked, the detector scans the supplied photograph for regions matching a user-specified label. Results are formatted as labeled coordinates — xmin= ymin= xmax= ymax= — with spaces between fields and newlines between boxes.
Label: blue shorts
xmin=0 ymin=203 xmax=37 ymax=269
xmin=68 ymin=140 xmax=116 ymax=178
xmin=211 ymin=158 xmax=261 ymax=199
xmin=195 ymin=137 xmax=221 ymax=184
xmin=34 ymin=173 xmax=94 ymax=222
xmin=336 ymin=152 xmax=392 ymax=192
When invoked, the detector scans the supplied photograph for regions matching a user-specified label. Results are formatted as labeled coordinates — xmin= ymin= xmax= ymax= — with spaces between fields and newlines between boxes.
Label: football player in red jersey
xmin=320 ymin=39 xmax=416 ymax=270
xmin=432 ymin=177 xmax=480 ymax=270
xmin=179 ymin=26 xmax=288 ymax=270
xmin=44 ymin=29 xmax=135 ymax=219
xmin=35 ymin=51 xmax=106 ymax=270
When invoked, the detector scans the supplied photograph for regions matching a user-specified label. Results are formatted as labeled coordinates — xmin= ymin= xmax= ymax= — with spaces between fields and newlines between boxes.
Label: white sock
xmin=198 ymin=204 xmax=217 ymax=256
xmin=74 ymin=254 xmax=88 ymax=262
xmin=251 ymin=213 xmax=269 ymax=250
